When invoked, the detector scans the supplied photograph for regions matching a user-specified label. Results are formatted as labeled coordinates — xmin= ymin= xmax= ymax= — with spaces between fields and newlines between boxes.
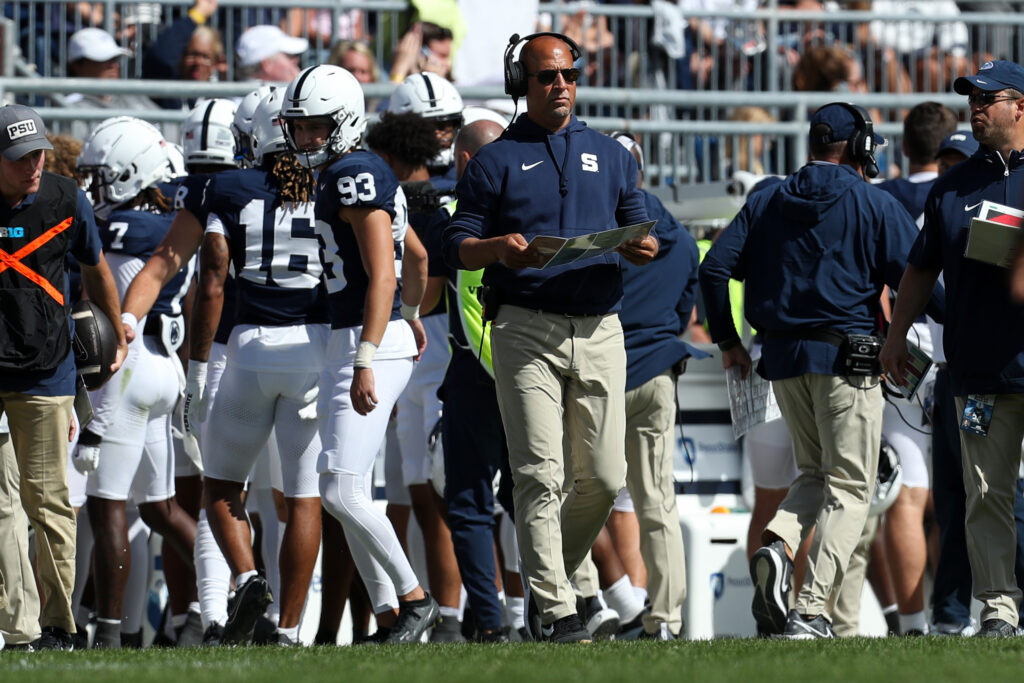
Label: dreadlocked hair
xmin=270 ymin=151 xmax=316 ymax=203
xmin=125 ymin=186 xmax=172 ymax=213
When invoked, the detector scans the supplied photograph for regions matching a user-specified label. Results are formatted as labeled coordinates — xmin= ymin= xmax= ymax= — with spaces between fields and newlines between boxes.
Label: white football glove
xmin=73 ymin=430 xmax=101 ymax=474
xmin=184 ymin=360 xmax=209 ymax=438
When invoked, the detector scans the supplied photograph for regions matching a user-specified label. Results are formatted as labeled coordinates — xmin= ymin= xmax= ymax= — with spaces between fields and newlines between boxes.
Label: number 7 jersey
xmin=204 ymin=167 xmax=328 ymax=326
xmin=314 ymin=150 xmax=406 ymax=330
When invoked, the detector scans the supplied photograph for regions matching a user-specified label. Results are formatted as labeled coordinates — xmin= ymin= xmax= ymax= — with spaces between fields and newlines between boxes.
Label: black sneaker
xmin=750 ymin=540 xmax=793 ymax=636
xmin=202 ymin=623 xmax=224 ymax=647
xmin=580 ymin=595 xmax=620 ymax=640
xmin=386 ymin=594 xmax=440 ymax=644
xmin=780 ymin=610 xmax=835 ymax=640
xmin=223 ymin=575 xmax=274 ymax=645
xmin=541 ymin=614 xmax=591 ymax=643
xmin=36 ymin=627 xmax=74 ymax=651
xmin=975 ymin=618 xmax=1018 ymax=638
xmin=252 ymin=616 xmax=278 ymax=646
xmin=429 ymin=616 xmax=466 ymax=643
xmin=176 ymin=611 xmax=205 ymax=648
xmin=275 ymin=631 xmax=302 ymax=647
xmin=353 ymin=628 xmax=390 ymax=645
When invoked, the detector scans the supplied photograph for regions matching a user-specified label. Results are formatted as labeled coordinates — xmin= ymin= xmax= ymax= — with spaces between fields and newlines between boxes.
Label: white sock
xmin=195 ymin=509 xmax=232 ymax=629
xmin=632 ymin=586 xmax=648 ymax=606
xmin=235 ymin=570 xmax=258 ymax=587
xmin=899 ymin=610 xmax=927 ymax=634
xmin=603 ymin=575 xmax=644 ymax=622
xmin=504 ymin=596 xmax=525 ymax=630
xmin=278 ymin=625 xmax=299 ymax=640
xmin=439 ymin=605 xmax=460 ymax=620
xmin=171 ymin=613 xmax=188 ymax=629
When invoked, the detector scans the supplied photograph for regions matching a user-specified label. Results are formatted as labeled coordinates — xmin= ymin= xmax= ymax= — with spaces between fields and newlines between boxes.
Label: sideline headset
xmin=814 ymin=102 xmax=879 ymax=179
xmin=503 ymin=32 xmax=582 ymax=100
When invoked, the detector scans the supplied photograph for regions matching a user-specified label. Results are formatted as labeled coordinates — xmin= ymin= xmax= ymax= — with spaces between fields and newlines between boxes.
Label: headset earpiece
xmin=503 ymin=32 xmax=583 ymax=100
xmin=836 ymin=102 xmax=879 ymax=179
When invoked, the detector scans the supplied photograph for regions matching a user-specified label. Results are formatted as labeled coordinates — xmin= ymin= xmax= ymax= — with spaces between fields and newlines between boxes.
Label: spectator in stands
xmin=676 ymin=0 xmax=762 ymax=91
xmin=725 ymin=106 xmax=775 ymax=176
xmin=235 ymin=25 xmax=308 ymax=83
xmin=857 ymin=0 xmax=968 ymax=92
xmin=143 ymin=0 xmax=224 ymax=110
xmin=328 ymin=40 xmax=380 ymax=84
xmin=65 ymin=27 xmax=160 ymax=139
xmin=390 ymin=22 xmax=455 ymax=82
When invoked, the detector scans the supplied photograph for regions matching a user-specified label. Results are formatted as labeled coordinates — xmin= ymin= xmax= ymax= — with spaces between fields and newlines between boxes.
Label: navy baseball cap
xmin=953 ymin=60 xmax=1024 ymax=95
xmin=936 ymin=131 xmax=979 ymax=159
xmin=809 ymin=103 xmax=885 ymax=145
xmin=0 ymin=104 xmax=53 ymax=161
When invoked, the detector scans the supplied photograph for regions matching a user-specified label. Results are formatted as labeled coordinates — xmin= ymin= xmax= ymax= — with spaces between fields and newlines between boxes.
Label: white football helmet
xmin=388 ymin=72 xmax=464 ymax=169
xmin=251 ymin=89 xmax=289 ymax=167
xmin=77 ymin=116 xmax=171 ymax=220
xmin=280 ymin=64 xmax=366 ymax=169
xmin=166 ymin=143 xmax=187 ymax=179
xmin=182 ymin=98 xmax=238 ymax=170
xmin=233 ymin=84 xmax=276 ymax=166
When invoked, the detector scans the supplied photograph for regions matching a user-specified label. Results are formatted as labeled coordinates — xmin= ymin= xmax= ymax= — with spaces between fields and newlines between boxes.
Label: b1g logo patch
xmin=7 ymin=119 xmax=37 ymax=140
xmin=0 ymin=226 xmax=25 ymax=238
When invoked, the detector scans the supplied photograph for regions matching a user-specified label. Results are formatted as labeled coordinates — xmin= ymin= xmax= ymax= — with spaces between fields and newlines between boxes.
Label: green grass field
xmin=3 ymin=638 xmax=1024 ymax=683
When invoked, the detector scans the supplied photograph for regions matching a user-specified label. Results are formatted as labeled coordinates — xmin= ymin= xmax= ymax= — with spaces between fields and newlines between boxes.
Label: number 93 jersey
xmin=314 ymin=150 xmax=406 ymax=330
xmin=204 ymin=167 xmax=328 ymax=326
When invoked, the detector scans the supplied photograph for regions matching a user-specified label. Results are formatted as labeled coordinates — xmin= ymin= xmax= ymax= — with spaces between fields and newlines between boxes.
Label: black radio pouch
xmin=478 ymin=286 xmax=501 ymax=322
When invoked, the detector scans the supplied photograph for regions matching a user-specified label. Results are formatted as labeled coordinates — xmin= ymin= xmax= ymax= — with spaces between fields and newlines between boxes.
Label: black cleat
xmin=975 ymin=619 xmax=1018 ymax=638
xmin=386 ymin=594 xmax=440 ymax=644
xmin=222 ymin=574 xmax=274 ymax=645
xmin=202 ymin=623 xmax=225 ymax=647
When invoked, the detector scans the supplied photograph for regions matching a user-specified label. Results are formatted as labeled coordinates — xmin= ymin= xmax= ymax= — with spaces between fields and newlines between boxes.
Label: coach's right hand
xmin=496 ymin=233 xmax=543 ymax=269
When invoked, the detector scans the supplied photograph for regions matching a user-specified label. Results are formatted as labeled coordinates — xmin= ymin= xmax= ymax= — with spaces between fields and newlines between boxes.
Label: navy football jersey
xmin=172 ymin=173 xmax=213 ymax=225
xmin=314 ymin=150 xmax=405 ymax=330
xmin=102 ymin=209 xmax=193 ymax=316
xmin=205 ymin=167 xmax=327 ymax=327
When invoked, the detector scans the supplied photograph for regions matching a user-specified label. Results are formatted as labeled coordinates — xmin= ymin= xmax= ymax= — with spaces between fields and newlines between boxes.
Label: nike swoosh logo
xmin=965 ymin=202 xmax=983 ymax=212
xmin=521 ymin=161 xmax=544 ymax=171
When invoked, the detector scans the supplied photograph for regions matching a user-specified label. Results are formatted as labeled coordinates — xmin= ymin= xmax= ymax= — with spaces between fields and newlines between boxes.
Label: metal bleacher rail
xmin=0 ymin=0 xmax=1022 ymax=191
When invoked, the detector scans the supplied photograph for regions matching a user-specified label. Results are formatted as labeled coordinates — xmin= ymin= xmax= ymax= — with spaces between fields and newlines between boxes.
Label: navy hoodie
xmin=910 ymin=146 xmax=1024 ymax=395
xmin=700 ymin=162 xmax=923 ymax=381
xmin=444 ymin=113 xmax=648 ymax=315
xmin=620 ymin=191 xmax=707 ymax=390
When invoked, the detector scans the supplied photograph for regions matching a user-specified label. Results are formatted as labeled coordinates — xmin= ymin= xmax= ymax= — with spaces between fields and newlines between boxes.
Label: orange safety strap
xmin=0 ymin=216 xmax=74 ymax=305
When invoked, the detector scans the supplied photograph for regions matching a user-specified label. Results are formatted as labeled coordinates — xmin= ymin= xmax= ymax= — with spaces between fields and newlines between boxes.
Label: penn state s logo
xmin=581 ymin=153 xmax=599 ymax=173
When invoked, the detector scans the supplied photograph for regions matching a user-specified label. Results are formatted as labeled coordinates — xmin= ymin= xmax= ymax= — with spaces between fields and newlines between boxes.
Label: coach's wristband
xmin=121 ymin=312 xmax=138 ymax=336
xmin=401 ymin=303 xmax=420 ymax=321
xmin=354 ymin=341 xmax=378 ymax=369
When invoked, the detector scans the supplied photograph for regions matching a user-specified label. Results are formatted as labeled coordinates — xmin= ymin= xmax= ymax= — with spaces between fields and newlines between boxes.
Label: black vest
xmin=0 ymin=172 xmax=78 ymax=371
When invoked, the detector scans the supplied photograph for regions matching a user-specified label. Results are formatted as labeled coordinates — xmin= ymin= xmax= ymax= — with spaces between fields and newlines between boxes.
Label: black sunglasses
xmin=968 ymin=91 xmax=1020 ymax=106
xmin=528 ymin=68 xmax=580 ymax=85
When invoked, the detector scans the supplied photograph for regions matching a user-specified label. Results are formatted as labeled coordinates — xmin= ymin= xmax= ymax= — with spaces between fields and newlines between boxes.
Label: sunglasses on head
xmin=528 ymin=68 xmax=580 ymax=85
xmin=968 ymin=91 xmax=1020 ymax=106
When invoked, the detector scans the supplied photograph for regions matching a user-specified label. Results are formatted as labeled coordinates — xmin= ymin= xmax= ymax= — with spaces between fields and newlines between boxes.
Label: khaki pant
xmin=492 ymin=306 xmax=626 ymax=624
xmin=0 ymin=392 xmax=76 ymax=633
xmin=956 ymin=393 xmax=1024 ymax=625
xmin=0 ymin=430 xmax=41 ymax=644
xmin=765 ymin=373 xmax=882 ymax=618
xmin=830 ymin=513 xmax=880 ymax=636
xmin=624 ymin=369 xmax=686 ymax=635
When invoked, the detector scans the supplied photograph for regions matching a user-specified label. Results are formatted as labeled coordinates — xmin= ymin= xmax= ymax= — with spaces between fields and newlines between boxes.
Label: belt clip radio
xmin=841 ymin=334 xmax=882 ymax=376
xmin=478 ymin=286 xmax=501 ymax=322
